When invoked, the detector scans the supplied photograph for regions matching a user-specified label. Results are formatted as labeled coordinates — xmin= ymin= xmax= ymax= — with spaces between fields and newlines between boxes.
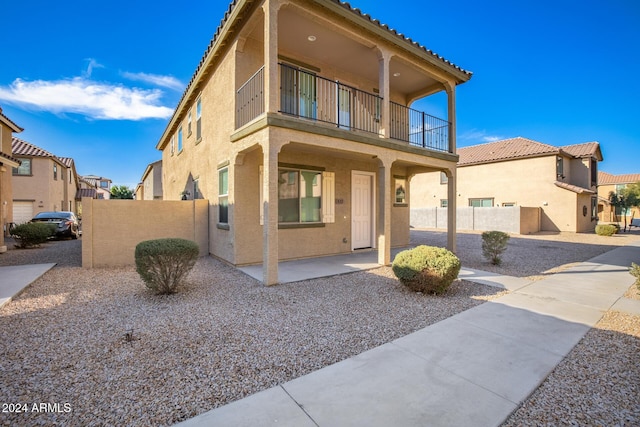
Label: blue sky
xmin=1 ymin=0 xmax=638 ymax=188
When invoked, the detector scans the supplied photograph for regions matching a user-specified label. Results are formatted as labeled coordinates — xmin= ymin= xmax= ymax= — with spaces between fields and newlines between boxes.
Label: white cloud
xmin=83 ymin=58 xmax=104 ymax=78
xmin=459 ymin=129 xmax=505 ymax=144
xmin=0 ymin=77 xmax=173 ymax=120
xmin=121 ymin=71 xmax=184 ymax=91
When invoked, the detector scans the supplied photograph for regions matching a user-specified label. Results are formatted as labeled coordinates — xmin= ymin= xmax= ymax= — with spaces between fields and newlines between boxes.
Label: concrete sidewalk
xmin=177 ymin=241 xmax=640 ymax=427
xmin=0 ymin=263 xmax=56 ymax=308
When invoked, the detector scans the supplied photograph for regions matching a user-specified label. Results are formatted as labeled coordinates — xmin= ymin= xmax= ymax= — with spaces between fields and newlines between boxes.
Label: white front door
xmin=352 ymin=172 xmax=374 ymax=250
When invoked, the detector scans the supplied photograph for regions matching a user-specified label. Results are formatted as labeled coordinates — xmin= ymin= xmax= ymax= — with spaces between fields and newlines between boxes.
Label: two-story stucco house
xmin=157 ymin=0 xmax=472 ymax=284
xmin=11 ymin=137 xmax=80 ymax=224
xmin=80 ymin=175 xmax=112 ymax=200
xmin=0 ymin=108 xmax=23 ymax=253
xmin=597 ymin=171 xmax=640 ymax=223
xmin=136 ymin=160 xmax=163 ymax=200
xmin=411 ymin=137 xmax=602 ymax=233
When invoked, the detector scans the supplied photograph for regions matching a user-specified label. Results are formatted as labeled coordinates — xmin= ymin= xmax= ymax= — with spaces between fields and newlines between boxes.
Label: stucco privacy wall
xmin=82 ymin=198 xmax=209 ymax=268
xmin=410 ymin=206 xmax=541 ymax=234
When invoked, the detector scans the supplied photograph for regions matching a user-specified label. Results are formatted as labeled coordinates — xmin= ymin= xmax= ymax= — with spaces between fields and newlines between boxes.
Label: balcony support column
xmin=445 ymin=167 xmax=457 ymax=254
xmin=263 ymin=0 xmax=281 ymax=114
xmin=445 ymin=81 xmax=457 ymax=154
xmin=261 ymin=139 xmax=284 ymax=286
xmin=377 ymin=50 xmax=392 ymax=139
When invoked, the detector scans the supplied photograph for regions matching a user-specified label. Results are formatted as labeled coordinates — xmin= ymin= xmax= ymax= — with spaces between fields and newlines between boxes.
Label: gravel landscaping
xmin=0 ymin=230 xmax=639 ymax=426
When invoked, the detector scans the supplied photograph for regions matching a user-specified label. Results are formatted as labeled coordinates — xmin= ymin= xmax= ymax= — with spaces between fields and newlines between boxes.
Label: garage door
xmin=13 ymin=201 xmax=34 ymax=225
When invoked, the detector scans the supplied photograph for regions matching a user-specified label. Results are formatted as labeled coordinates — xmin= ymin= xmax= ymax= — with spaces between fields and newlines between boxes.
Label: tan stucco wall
xmin=1 ymin=124 xmax=14 ymax=249
xmin=411 ymin=155 xmax=597 ymax=232
xmin=82 ymin=198 xmax=209 ymax=268
xmin=12 ymin=157 xmax=69 ymax=214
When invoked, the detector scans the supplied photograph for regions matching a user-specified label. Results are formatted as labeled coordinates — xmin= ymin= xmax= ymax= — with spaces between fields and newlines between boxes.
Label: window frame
xmin=278 ymin=167 xmax=323 ymax=225
xmin=469 ymin=198 xmax=494 ymax=207
xmin=556 ymin=156 xmax=564 ymax=179
xmin=53 ymin=164 xmax=58 ymax=180
xmin=177 ymin=127 xmax=183 ymax=152
xmin=440 ymin=199 xmax=448 ymax=208
xmin=218 ymin=167 xmax=229 ymax=225
xmin=196 ymin=98 xmax=202 ymax=142
xmin=12 ymin=157 xmax=32 ymax=176
xmin=187 ymin=110 xmax=192 ymax=136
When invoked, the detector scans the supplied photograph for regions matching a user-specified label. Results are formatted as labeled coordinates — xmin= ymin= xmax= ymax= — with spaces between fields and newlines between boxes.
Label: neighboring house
xmin=0 ymin=108 xmax=23 ymax=253
xmin=81 ymin=175 xmax=112 ymax=199
xmin=139 ymin=160 xmax=163 ymax=200
xmin=156 ymin=0 xmax=472 ymax=284
xmin=411 ymin=137 xmax=602 ymax=233
xmin=597 ymin=171 xmax=640 ymax=223
xmin=76 ymin=177 xmax=101 ymax=218
xmin=11 ymin=137 xmax=80 ymax=224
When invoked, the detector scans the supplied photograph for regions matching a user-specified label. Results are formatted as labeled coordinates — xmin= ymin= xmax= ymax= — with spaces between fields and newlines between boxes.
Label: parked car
xmin=31 ymin=211 xmax=81 ymax=239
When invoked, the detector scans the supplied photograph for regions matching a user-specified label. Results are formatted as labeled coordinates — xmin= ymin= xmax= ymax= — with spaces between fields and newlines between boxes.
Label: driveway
xmin=0 ymin=236 xmax=82 ymax=267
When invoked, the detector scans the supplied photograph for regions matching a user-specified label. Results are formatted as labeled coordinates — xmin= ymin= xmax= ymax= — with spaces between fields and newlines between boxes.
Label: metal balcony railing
xmin=235 ymin=63 xmax=451 ymax=153
xmin=279 ymin=63 xmax=381 ymax=135
xmin=236 ymin=66 xmax=265 ymax=129
xmin=390 ymin=102 xmax=450 ymax=152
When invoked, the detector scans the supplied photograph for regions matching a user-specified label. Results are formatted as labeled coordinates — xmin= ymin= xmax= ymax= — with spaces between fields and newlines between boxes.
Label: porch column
xmin=446 ymin=167 xmax=457 ymax=253
xmin=263 ymin=0 xmax=280 ymax=114
xmin=377 ymin=50 xmax=392 ymax=139
xmin=377 ymin=157 xmax=393 ymax=265
xmin=262 ymin=141 xmax=280 ymax=285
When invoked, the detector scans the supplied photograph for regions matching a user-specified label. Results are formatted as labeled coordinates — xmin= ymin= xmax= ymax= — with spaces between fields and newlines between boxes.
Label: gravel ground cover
xmin=0 ymin=230 xmax=639 ymax=426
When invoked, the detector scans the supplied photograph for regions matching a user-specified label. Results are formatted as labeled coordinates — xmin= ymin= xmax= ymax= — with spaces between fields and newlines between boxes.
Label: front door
xmin=352 ymin=172 xmax=374 ymax=249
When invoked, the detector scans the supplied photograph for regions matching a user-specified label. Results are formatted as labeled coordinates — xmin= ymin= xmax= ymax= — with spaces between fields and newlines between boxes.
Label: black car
xmin=31 ymin=211 xmax=81 ymax=239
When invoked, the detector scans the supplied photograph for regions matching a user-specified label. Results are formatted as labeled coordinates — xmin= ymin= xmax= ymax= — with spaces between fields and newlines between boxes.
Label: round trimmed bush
xmin=595 ymin=224 xmax=617 ymax=236
xmin=135 ymin=238 xmax=199 ymax=294
xmin=392 ymin=245 xmax=461 ymax=295
xmin=10 ymin=222 xmax=56 ymax=248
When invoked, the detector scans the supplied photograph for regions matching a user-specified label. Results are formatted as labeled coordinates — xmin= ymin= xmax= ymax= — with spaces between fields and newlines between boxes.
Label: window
xmin=440 ymin=199 xmax=448 ymax=208
xmin=100 ymin=181 xmax=109 ymax=189
xmin=440 ymin=172 xmax=449 ymax=184
xmin=469 ymin=198 xmax=494 ymax=207
xmin=177 ymin=127 xmax=183 ymax=152
xmin=187 ymin=110 xmax=192 ymax=136
xmin=218 ymin=168 xmax=228 ymax=224
xmin=196 ymin=99 xmax=202 ymax=141
xmin=280 ymin=65 xmax=317 ymax=120
xmin=591 ymin=196 xmax=598 ymax=220
xmin=53 ymin=164 xmax=58 ymax=180
xmin=170 ymin=136 xmax=175 ymax=155
xmin=278 ymin=168 xmax=322 ymax=223
xmin=12 ymin=158 xmax=31 ymax=175
xmin=502 ymin=202 xmax=516 ymax=207
xmin=556 ymin=156 xmax=564 ymax=179
xmin=394 ymin=177 xmax=406 ymax=204
xmin=590 ymin=158 xmax=597 ymax=187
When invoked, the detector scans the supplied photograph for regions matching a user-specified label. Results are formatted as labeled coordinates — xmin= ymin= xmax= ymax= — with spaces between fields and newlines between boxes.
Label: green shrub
xmin=595 ymin=224 xmax=617 ymax=236
xmin=630 ymin=263 xmax=640 ymax=294
xmin=392 ymin=245 xmax=461 ymax=295
xmin=481 ymin=230 xmax=511 ymax=265
xmin=10 ymin=222 xmax=56 ymax=248
xmin=135 ymin=238 xmax=199 ymax=294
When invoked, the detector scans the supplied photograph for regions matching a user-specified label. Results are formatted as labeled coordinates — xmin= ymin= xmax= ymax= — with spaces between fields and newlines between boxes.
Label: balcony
xmin=236 ymin=64 xmax=451 ymax=153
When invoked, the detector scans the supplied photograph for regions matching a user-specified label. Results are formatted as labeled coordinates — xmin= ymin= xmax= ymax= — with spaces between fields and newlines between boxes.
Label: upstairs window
xmin=178 ymin=127 xmax=183 ymax=152
xmin=556 ymin=156 xmax=564 ymax=179
xmin=53 ymin=164 xmax=58 ymax=180
xmin=590 ymin=158 xmax=597 ymax=187
xmin=187 ymin=110 xmax=192 ymax=136
xmin=12 ymin=158 xmax=31 ymax=175
xmin=196 ymin=99 xmax=202 ymax=141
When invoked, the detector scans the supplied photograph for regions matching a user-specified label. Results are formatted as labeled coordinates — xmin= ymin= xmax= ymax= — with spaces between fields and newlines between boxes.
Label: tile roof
xmin=12 ymin=137 xmax=57 ymax=158
xmin=561 ymin=142 xmax=602 ymax=160
xmin=458 ymin=137 xmax=602 ymax=166
xmin=58 ymin=157 xmax=75 ymax=168
xmin=598 ymin=171 xmax=640 ymax=185
xmin=458 ymin=137 xmax=559 ymax=166
xmin=76 ymin=188 xmax=97 ymax=200
xmin=0 ymin=151 xmax=21 ymax=166
xmin=554 ymin=181 xmax=595 ymax=194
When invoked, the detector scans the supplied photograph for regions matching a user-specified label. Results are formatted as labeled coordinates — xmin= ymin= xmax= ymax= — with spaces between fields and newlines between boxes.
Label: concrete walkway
xmin=0 ymin=263 xmax=56 ymax=309
xmin=177 ymin=241 xmax=640 ymax=427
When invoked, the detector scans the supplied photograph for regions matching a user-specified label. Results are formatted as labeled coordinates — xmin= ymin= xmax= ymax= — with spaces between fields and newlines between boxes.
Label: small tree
xmin=608 ymin=185 xmax=639 ymax=232
xmin=110 ymin=185 xmax=134 ymax=199
xmin=481 ymin=231 xmax=510 ymax=265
